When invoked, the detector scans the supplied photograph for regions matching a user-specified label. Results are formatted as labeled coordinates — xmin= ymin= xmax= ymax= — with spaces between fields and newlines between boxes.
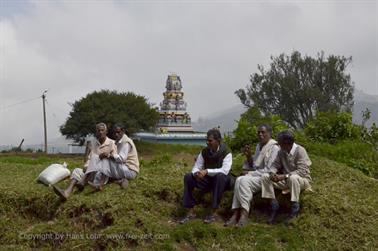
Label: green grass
xmin=0 ymin=142 xmax=377 ymax=250
xmin=298 ymin=139 xmax=378 ymax=178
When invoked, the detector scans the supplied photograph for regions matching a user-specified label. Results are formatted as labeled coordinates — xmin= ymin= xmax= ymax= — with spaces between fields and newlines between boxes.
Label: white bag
xmin=37 ymin=162 xmax=71 ymax=186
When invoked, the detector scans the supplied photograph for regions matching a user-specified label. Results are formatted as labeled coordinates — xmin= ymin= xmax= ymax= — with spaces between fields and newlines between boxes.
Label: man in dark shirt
xmin=179 ymin=129 xmax=233 ymax=224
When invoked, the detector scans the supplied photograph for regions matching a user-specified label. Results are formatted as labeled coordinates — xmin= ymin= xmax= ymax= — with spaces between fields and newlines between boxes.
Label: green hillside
xmin=0 ymin=142 xmax=377 ymax=250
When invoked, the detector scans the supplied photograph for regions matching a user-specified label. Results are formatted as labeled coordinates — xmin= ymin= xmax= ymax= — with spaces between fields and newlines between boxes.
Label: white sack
xmin=37 ymin=162 xmax=70 ymax=185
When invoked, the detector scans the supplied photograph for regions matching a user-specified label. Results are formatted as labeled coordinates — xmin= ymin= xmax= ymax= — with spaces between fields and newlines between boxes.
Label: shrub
xmin=304 ymin=112 xmax=360 ymax=143
xmin=361 ymin=123 xmax=378 ymax=150
xmin=298 ymin=139 xmax=378 ymax=177
xmin=224 ymin=107 xmax=288 ymax=151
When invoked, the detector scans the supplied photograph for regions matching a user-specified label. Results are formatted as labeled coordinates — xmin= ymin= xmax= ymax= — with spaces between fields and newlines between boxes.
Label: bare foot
xmin=52 ymin=185 xmax=68 ymax=201
xmin=224 ymin=211 xmax=239 ymax=227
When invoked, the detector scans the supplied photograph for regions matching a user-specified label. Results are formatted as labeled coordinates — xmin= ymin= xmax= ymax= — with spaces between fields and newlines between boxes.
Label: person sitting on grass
xmin=225 ymin=124 xmax=279 ymax=228
xmin=179 ymin=128 xmax=233 ymax=224
xmin=52 ymin=122 xmax=116 ymax=200
xmin=87 ymin=123 xmax=140 ymax=191
xmin=261 ymin=130 xmax=312 ymax=225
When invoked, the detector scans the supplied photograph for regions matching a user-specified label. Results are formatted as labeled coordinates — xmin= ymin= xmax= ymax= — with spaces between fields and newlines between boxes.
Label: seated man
xmin=179 ymin=129 xmax=233 ymax=224
xmin=88 ymin=123 xmax=140 ymax=190
xmin=52 ymin=122 xmax=117 ymax=200
xmin=261 ymin=130 xmax=312 ymax=225
xmin=225 ymin=124 xmax=279 ymax=227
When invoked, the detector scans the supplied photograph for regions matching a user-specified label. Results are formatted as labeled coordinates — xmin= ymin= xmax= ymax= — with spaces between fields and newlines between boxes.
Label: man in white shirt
xmin=88 ymin=123 xmax=140 ymax=190
xmin=179 ymin=129 xmax=233 ymax=224
xmin=53 ymin=122 xmax=116 ymax=200
xmin=225 ymin=124 xmax=279 ymax=227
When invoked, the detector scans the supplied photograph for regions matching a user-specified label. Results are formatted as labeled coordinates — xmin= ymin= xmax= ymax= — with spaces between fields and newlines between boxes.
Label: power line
xmin=0 ymin=96 xmax=41 ymax=111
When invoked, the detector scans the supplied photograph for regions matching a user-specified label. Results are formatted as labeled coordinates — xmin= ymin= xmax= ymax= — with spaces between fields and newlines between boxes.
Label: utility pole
xmin=42 ymin=90 xmax=48 ymax=154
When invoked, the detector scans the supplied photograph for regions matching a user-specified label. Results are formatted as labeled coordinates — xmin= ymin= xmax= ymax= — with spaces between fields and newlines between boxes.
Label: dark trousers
xmin=183 ymin=172 xmax=232 ymax=209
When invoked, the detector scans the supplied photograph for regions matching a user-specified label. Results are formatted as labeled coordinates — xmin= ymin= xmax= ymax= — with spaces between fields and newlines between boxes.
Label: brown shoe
xmin=52 ymin=185 xmax=68 ymax=201
xmin=224 ymin=211 xmax=239 ymax=227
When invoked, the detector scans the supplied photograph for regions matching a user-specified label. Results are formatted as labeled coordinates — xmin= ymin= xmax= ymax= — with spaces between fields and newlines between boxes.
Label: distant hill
xmin=192 ymin=105 xmax=247 ymax=134
xmin=353 ymin=89 xmax=378 ymax=126
xmin=193 ymin=90 xmax=378 ymax=133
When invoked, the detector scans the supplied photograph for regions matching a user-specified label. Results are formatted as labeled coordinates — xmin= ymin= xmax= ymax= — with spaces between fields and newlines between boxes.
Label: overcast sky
xmin=0 ymin=0 xmax=377 ymax=146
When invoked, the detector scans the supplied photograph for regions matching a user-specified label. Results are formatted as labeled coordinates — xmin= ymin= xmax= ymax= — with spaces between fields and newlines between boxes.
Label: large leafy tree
xmin=235 ymin=51 xmax=354 ymax=129
xmin=60 ymin=90 xmax=159 ymax=144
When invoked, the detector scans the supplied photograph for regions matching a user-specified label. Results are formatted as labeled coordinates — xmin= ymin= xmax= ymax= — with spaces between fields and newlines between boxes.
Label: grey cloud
xmin=0 ymin=0 xmax=377 ymax=145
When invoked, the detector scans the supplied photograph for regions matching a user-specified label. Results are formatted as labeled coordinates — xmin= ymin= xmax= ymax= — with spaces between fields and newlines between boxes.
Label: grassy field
xmin=0 ymin=142 xmax=377 ymax=250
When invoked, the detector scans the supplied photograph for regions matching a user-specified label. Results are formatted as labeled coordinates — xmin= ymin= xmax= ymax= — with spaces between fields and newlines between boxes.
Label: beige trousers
xmin=261 ymin=173 xmax=310 ymax=202
xmin=232 ymin=174 xmax=262 ymax=212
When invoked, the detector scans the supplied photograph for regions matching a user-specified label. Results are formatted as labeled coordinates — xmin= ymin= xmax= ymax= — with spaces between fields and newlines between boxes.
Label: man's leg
xmin=180 ymin=173 xmax=211 ymax=224
xmin=114 ymin=164 xmax=138 ymax=189
xmin=287 ymin=174 xmax=310 ymax=202
xmin=203 ymin=173 xmax=230 ymax=224
xmin=285 ymin=174 xmax=310 ymax=224
xmin=235 ymin=175 xmax=262 ymax=227
xmin=261 ymin=173 xmax=276 ymax=200
xmin=89 ymin=172 xmax=109 ymax=191
xmin=225 ymin=176 xmax=242 ymax=226
xmin=236 ymin=175 xmax=261 ymax=212
xmin=261 ymin=173 xmax=287 ymax=224
xmin=53 ymin=168 xmax=84 ymax=200
xmin=183 ymin=173 xmax=198 ymax=209
xmin=211 ymin=173 xmax=230 ymax=209
xmin=103 ymin=161 xmax=138 ymax=189
xmin=231 ymin=176 xmax=242 ymax=209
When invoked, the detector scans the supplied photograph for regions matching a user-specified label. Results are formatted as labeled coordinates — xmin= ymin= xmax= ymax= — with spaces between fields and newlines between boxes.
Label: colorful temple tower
xmin=157 ymin=74 xmax=194 ymax=133
xmin=134 ymin=74 xmax=206 ymax=145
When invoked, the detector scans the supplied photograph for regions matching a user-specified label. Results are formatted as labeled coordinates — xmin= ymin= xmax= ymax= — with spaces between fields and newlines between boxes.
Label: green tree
xmin=60 ymin=90 xmax=159 ymax=144
xmin=235 ymin=51 xmax=354 ymax=129
xmin=225 ymin=107 xmax=288 ymax=151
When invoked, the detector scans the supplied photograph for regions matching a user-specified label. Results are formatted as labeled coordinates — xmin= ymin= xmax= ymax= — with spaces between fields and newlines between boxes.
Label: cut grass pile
xmin=0 ymin=142 xmax=377 ymax=250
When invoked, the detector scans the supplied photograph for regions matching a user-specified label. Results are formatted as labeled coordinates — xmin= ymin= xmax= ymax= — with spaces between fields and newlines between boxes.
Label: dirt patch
xmin=171 ymin=152 xmax=196 ymax=165
xmin=68 ymin=205 xmax=114 ymax=230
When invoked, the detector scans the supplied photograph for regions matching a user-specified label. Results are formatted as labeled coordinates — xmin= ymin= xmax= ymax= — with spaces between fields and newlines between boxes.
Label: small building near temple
xmin=134 ymin=74 xmax=207 ymax=145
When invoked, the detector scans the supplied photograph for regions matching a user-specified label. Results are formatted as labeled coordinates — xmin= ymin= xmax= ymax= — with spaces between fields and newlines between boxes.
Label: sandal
xmin=178 ymin=214 xmax=196 ymax=224
xmin=203 ymin=214 xmax=217 ymax=224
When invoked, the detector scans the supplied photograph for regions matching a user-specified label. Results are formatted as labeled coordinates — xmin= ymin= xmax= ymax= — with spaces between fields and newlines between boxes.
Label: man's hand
xmin=270 ymin=174 xmax=286 ymax=182
xmin=243 ymin=144 xmax=252 ymax=158
xmin=99 ymin=153 xmax=109 ymax=160
xmin=195 ymin=169 xmax=208 ymax=180
xmin=243 ymin=144 xmax=254 ymax=167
